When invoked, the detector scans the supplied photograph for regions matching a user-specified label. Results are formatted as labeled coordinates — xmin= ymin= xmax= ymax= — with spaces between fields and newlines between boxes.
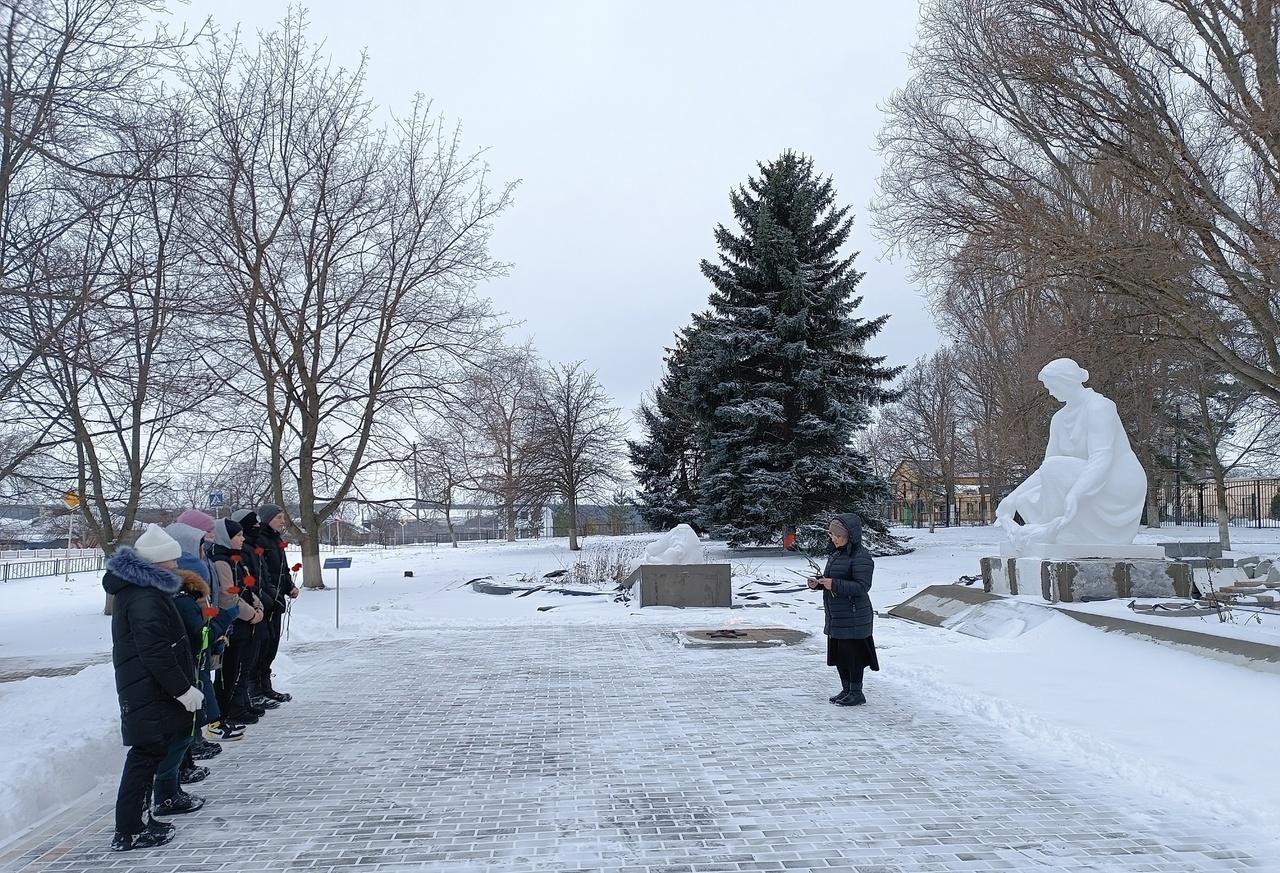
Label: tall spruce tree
xmin=687 ymin=151 xmax=902 ymax=550
xmin=628 ymin=326 xmax=707 ymax=531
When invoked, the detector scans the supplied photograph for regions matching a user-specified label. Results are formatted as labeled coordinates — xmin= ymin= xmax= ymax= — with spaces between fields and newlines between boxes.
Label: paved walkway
xmin=1 ymin=626 xmax=1272 ymax=872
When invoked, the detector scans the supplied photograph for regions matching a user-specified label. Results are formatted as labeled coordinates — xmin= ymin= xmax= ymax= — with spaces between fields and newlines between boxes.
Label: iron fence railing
xmin=1156 ymin=479 xmax=1280 ymax=528
xmin=876 ymin=500 xmax=993 ymax=528
xmin=319 ymin=522 xmax=659 ymax=548
xmin=0 ymin=548 xmax=99 ymax=561
xmin=1 ymin=555 xmax=104 ymax=581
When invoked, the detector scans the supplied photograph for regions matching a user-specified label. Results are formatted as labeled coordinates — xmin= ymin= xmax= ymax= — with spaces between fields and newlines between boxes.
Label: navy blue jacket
xmin=820 ymin=513 xmax=875 ymax=639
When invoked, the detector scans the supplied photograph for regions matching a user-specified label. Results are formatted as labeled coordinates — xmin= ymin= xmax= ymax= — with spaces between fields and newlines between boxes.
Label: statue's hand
xmin=1062 ymin=493 xmax=1079 ymax=527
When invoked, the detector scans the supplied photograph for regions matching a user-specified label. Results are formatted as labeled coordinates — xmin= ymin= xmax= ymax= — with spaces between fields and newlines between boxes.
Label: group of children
xmin=103 ymin=504 xmax=300 ymax=851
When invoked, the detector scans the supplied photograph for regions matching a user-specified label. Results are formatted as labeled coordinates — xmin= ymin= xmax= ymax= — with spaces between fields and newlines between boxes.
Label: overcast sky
xmin=172 ymin=1 xmax=937 ymax=423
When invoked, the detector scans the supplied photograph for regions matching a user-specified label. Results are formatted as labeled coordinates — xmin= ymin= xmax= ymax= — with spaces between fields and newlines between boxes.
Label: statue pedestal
xmin=981 ymin=556 xmax=1192 ymax=602
xmin=1012 ymin=543 xmax=1166 ymax=560
xmin=622 ymin=564 xmax=732 ymax=608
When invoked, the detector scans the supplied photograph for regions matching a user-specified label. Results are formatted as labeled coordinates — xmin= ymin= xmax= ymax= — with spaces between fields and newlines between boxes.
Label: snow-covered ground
xmin=3 ymin=525 xmax=1280 ymax=850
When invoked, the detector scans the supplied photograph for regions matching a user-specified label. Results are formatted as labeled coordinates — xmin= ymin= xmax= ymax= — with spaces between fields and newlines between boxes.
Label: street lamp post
xmin=412 ymin=442 xmax=420 ymax=523
xmin=1174 ymin=403 xmax=1183 ymax=527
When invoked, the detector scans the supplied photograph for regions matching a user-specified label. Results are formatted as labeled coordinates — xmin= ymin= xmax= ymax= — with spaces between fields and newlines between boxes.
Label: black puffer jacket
xmin=252 ymin=525 xmax=291 ymax=610
xmin=231 ymin=511 xmax=271 ymax=604
xmin=102 ymin=548 xmax=197 ymax=747
xmin=820 ymin=512 xmax=875 ymax=639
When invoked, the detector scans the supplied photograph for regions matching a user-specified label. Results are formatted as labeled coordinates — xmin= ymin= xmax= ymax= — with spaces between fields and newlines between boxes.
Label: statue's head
xmin=1037 ymin=358 xmax=1089 ymax=402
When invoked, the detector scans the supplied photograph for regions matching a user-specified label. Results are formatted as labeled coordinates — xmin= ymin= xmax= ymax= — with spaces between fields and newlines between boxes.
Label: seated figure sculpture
xmin=994 ymin=358 xmax=1147 ymax=556
xmin=642 ymin=524 xmax=703 ymax=565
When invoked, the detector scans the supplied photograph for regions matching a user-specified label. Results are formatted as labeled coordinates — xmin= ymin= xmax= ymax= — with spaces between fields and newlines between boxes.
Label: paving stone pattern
xmin=2 ymin=627 xmax=1275 ymax=873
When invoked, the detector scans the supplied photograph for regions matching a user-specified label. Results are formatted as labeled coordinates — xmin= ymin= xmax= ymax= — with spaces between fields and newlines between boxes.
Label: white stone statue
xmin=642 ymin=524 xmax=703 ymax=565
xmin=994 ymin=358 xmax=1148 ymax=557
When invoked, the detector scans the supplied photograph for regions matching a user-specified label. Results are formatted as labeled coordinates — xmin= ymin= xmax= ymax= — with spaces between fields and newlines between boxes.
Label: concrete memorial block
xmin=1160 ymin=541 xmax=1224 ymax=560
xmin=625 ymin=563 xmax=732 ymax=608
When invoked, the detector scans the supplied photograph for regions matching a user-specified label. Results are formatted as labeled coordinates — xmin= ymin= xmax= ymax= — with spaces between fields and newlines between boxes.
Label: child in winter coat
xmin=103 ymin=525 xmax=204 ymax=852
xmin=166 ymin=520 xmax=240 ymax=752
xmin=211 ymin=518 xmax=264 ymax=730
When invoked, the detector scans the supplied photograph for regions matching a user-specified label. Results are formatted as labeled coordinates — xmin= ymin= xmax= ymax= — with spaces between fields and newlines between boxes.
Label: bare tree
xmin=465 ymin=347 xmax=551 ymax=543
xmin=876 ymin=0 xmax=1280 ymax=404
xmin=533 ymin=362 xmax=627 ymax=551
xmin=409 ymin=419 xmax=474 ymax=548
xmin=190 ymin=14 xmax=512 ymax=587
xmin=1178 ymin=356 xmax=1280 ymax=549
xmin=0 ymin=0 xmax=200 ymax=488
xmin=882 ymin=349 xmax=964 ymax=531
xmin=13 ymin=98 xmax=211 ymax=612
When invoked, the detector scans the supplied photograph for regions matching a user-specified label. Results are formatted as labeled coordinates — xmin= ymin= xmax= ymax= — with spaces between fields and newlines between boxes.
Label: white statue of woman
xmin=994 ymin=358 xmax=1147 ymax=554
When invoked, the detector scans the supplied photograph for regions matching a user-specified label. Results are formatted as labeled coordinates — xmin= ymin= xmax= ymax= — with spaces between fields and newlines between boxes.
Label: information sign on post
xmin=323 ymin=556 xmax=352 ymax=628
xmin=207 ymin=491 xmax=225 ymax=510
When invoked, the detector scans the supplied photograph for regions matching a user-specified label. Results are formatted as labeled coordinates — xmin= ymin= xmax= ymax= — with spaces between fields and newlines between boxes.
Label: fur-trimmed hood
xmin=176 ymin=568 xmax=210 ymax=599
xmin=103 ymin=547 xmax=182 ymax=595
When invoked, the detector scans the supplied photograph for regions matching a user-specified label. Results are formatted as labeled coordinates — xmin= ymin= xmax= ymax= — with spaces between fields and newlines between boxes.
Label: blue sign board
xmin=323 ymin=557 xmax=352 ymax=569
xmin=206 ymin=491 xmax=225 ymax=508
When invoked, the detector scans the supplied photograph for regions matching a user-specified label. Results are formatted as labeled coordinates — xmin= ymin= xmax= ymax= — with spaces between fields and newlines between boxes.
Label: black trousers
xmin=219 ymin=622 xmax=261 ymax=718
xmin=827 ymin=636 xmax=879 ymax=687
xmin=115 ymin=739 xmax=168 ymax=834
xmin=256 ymin=607 xmax=283 ymax=690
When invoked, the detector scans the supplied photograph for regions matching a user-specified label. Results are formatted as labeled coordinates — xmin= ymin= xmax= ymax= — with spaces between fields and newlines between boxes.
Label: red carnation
xmin=230 ymin=554 xmax=241 ymax=564
xmin=244 ymin=573 xmax=257 ymax=588
xmin=202 ymin=605 xmax=218 ymax=619
xmin=227 ymin=585 xmax=240 ymax=594
xmin=291 ymin=563 xmax=303 ymax=572
xmin=254 ymin=546 xmax=265 ymax=555
xmin=281 ymin=541 xmax=290 ymax=548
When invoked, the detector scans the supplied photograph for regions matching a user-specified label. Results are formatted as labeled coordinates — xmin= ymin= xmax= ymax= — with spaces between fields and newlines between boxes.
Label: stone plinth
xmin=1013 ymin=543 xmax=1166 ymax=560
xmin=1160 ymin=541 xmax=1224 ymax=559
xmin=623 ymin=564 xmax=732 ymax=608
xmin=981 ymin=556 xmax=1191 ymax=602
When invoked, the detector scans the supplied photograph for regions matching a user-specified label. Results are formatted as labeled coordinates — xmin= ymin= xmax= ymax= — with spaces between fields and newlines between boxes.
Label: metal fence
xmin=0 ymin=548 xmax=99 ymax=561
xmin=877 ymin=479 xmax=1280 ymax=530
xmin=1 ymin=554 xmax=104 ymax=581
xmin=1157 ymin=479 xmax=1280 ymax=528
xmin=876 ymin=500 xmax=993 ymax=528
xmin=320 ymin=522 xmax=659 ymax=549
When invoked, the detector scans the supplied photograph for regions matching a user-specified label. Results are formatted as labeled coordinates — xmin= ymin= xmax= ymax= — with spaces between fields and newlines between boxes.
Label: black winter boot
xmin=829 ymin=680 xmax=850 ymax=704
xmin=837 ymin=683 xmax=866 ymax=706
xmin=110 ymin=817 xmax=174 ymax=852
xmin=153 ymin=790 xmax=206 ymax=817
xmin=179 ymin=765 xmax=210 ymax=785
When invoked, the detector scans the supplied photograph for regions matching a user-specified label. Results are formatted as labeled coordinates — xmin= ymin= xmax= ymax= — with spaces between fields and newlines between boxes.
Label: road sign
xmin=62 ymin=491 xmax=80 ymax=510
xmin=207 ymin=491 xmax=225 ymax=508
xmin=323 ymin=557 xmax=352 ymax=569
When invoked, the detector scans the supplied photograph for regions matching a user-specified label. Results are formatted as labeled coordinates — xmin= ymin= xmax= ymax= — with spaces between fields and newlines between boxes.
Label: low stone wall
xmin=981 ymin=556 xmax=1192 ymax=602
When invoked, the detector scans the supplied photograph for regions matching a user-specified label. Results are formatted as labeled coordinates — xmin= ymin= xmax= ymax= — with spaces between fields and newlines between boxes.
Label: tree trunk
xmin=1213 ymin=467 xmax=1231 ymax=551
xmin=300 ymin=500 xmax=325 ymax=589
xmin=568 ymin=496 xmax=580 ymax=551
xmin=302 ymin=539 xmax=324 ymax=590
xmin=505 ymin=495 xmax=517 ymax=543
xmin=1145 ymin=482 xmax=1162 ymax=530
xmin=445 ymin=507 xmax=458 ymax=548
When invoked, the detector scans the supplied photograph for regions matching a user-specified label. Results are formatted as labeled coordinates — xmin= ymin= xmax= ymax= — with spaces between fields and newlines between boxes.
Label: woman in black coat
xmin=103 ymin=526 xmax=205 ymax=851
xmin=808 ymin=513 xmax=880 ymax=706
